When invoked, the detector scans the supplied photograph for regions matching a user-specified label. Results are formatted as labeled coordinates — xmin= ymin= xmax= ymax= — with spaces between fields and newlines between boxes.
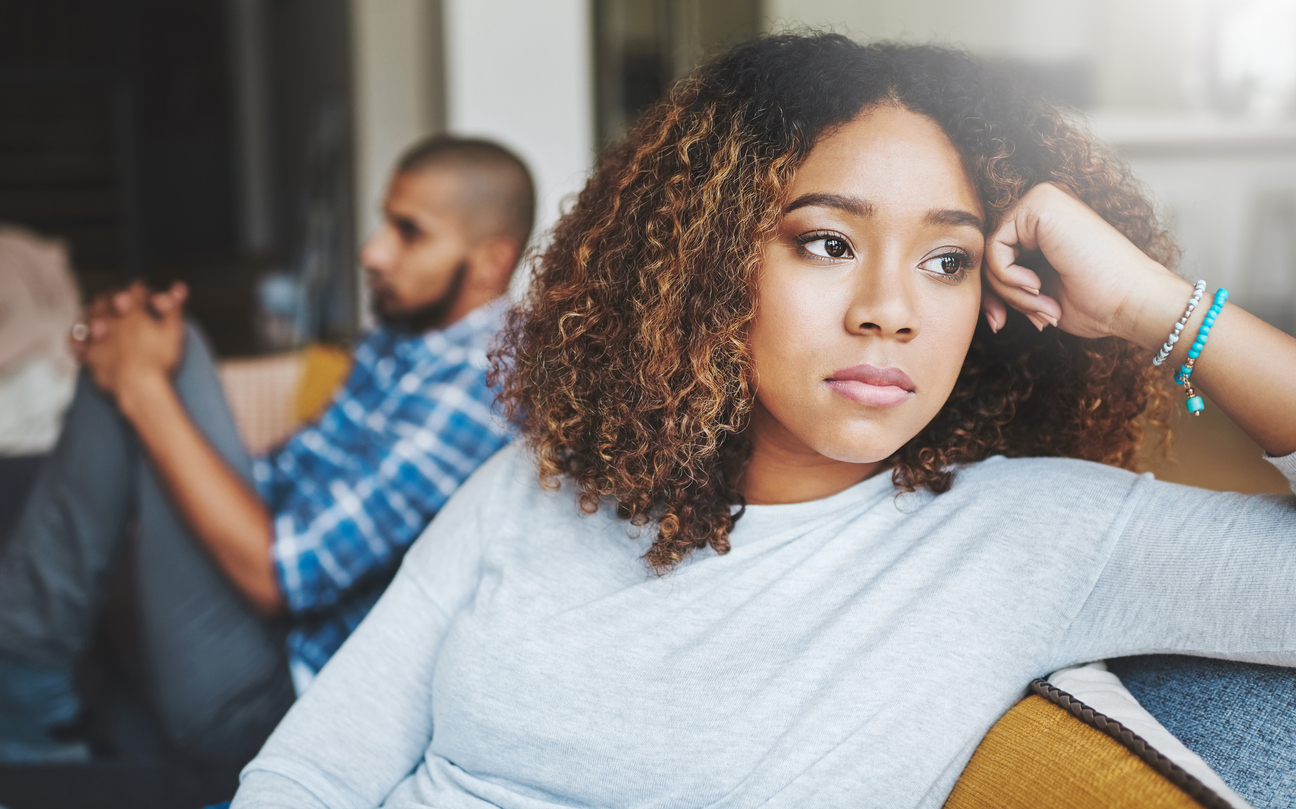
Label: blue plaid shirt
xmin=252 ymin=299 xmax=513 ymax=674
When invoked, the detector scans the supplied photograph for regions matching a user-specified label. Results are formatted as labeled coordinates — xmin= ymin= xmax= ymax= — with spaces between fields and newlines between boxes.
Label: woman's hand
xmin=981 ymin=181 xmax=1296 ymax=457
xmin=980 ymin=182 xmax=1187 ymax=346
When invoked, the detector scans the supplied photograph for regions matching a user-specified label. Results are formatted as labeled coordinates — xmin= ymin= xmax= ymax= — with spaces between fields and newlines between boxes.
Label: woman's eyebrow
xmin=924 ymin=208 xmax=986 ymax=234
xmin=784 ymin=194 xmax=984 ymax=235
xmin=783 ymin=192 xmax=873 ymax=217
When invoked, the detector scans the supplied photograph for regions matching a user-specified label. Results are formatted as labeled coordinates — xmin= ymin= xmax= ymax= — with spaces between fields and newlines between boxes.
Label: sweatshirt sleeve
xmin=231 ymin=447 xmax=513 ymax=809
xmin=1052 ymin=449 xmax=1296 ymax=670
xmin=1266 ymin=449 xmax=1296 ymax=496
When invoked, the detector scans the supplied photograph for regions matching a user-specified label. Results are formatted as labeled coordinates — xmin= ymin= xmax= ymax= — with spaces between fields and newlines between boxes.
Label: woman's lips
xmin=825 ymin=363 xmax=915 ymax=407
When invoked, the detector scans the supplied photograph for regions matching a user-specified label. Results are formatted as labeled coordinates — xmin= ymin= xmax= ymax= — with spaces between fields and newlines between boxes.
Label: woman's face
xmin=748 ymin=104 xmax=984 ymax=478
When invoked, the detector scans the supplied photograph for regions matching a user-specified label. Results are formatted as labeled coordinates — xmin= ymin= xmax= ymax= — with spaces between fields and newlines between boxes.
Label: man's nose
xmin=360 ymin=228 xmax=395 ymax=271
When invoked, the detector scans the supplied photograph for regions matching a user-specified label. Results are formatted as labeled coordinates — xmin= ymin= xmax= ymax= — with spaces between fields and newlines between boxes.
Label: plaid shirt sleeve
xmin=256 ymin=323 xmax=513 ymax=617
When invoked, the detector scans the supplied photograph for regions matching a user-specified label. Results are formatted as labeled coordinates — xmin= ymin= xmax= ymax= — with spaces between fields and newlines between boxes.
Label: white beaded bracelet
xmin=1152 ymin=280 xmax=1206 ymax=366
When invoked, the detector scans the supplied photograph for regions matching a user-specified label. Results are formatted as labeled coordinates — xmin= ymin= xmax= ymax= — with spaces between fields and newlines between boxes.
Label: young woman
xmin=231 ymin=34 xmax=1296 ymax=808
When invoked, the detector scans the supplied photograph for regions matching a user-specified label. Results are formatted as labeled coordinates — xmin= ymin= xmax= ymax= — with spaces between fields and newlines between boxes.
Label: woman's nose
xmin=844 ymin=264 xmax=918 ymax=340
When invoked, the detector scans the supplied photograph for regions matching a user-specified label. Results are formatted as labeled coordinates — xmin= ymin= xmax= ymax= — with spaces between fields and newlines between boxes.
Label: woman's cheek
xmin=916 ymin=296 xmax=980 ymax=405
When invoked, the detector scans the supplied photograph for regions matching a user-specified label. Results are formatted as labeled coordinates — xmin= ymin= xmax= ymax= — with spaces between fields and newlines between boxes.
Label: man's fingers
xmin=87 ymin=293 xmax=114 ymax=320
xmin=150 ymin=292 xmax=175 ymax=315
xmin=69 ymin=332 xmax=88 ymax=361
xmin=80 ymin=339 xmax=106 ymax=374
xmin=112 ymin=285 xmax=148 ymax=315
xmin=151 ymin=282 xmax=190 ymax=317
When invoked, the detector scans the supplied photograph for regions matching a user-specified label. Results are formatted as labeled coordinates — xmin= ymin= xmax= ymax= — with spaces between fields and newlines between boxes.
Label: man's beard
xmin=373 ymin=260 xmax=470 ymax=334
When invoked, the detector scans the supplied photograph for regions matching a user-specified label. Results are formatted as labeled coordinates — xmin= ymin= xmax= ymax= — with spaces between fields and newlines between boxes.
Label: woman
xmin=231 ymin=34 xmax=1296 ymax=808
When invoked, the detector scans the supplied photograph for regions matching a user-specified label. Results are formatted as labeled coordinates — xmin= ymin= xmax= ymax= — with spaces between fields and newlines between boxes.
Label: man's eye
xmin=398 ymin=224 xmax=419 ymax=243
xmin=803 ymin=236 xmax=851 ymax=259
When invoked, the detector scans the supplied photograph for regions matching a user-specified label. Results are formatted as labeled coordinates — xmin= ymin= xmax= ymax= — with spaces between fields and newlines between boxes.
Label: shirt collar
xmin=431 ymin=295 xmax=510 ymax=347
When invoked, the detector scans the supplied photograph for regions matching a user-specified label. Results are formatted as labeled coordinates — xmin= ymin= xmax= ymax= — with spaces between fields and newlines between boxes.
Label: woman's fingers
xmin=983 ymin=261 xmax=1062 ymax=329
xmin=1024 ymin=312 xmax=1054 ymax=332
xmin=980 ymin=286 xmax=1007 ymax=333
xmin=981 ymin=275 xmax=1059 ymax=335
xmin=986 ymin=242 xmax=1044 ymax=295
xmin=985 ymin=208 xmax=1044 ymax=289
xmin=984 ymin=194 xmax=1065 ymax=330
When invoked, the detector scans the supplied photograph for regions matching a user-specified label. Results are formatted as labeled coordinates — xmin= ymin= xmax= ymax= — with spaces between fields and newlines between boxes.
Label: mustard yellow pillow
xmin=944 ymin=680 xmax=1231 ymax=809
xmin=293 ymin=343 xmax=353 ymax=425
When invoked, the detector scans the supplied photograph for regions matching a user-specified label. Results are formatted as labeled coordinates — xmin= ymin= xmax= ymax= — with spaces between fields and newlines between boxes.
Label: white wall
xmin=443 ymin=0 xmax=595 ymax=261
xmin=349 ymin=0 xmax=442 ymax=252
xmin=348 ymin=0 xmax=593 ymax=304
xmin=349 ymin=0 xmax=443 ymax=326
xmin=762 ymin=0 xmax=1092 ymax=59
xmin=760 ymin=0 xmax=1198 ymax=112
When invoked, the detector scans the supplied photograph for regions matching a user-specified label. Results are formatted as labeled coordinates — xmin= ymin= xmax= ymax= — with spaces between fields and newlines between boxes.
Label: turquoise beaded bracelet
xmin=1173 ymin=288 xmax=1228 ymax=415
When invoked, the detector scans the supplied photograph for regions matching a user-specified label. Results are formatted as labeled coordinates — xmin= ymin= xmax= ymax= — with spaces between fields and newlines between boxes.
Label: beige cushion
xmin=218 ymin=345 xmax=353 ymax=455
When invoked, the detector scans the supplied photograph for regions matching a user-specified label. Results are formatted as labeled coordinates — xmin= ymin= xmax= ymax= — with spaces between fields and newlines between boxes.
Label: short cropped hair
xmin=396 ymin=135 xmax=536 ymax=249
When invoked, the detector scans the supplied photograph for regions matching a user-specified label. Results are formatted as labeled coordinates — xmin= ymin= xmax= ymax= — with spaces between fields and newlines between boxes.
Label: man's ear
xmin=470 ymin=235 xmax=522 ymax=292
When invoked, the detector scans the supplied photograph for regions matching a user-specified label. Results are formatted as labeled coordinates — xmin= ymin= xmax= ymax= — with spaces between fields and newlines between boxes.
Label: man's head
xmin=361 ymin=135 xmax=535 ymax=332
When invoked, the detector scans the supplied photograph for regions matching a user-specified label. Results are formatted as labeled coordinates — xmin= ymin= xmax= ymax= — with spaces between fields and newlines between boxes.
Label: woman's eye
xmin=802 ymin=236 xmax=852 ymax=259
xmin=920 ymin=252 xmax=969 ymax=278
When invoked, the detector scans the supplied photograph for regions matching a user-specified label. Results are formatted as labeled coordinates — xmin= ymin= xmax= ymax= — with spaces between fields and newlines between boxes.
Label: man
xmin=0 ymin=136 xmax=534 ymax=764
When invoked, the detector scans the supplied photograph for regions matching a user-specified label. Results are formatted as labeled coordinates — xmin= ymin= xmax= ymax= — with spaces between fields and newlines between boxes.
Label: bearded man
xmin=0 ymin=136 xmax=533 ymax=765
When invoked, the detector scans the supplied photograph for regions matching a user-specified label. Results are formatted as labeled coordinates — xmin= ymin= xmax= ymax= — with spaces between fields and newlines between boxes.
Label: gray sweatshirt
xmin=233 ymin=443 xmax=1296 ymax=809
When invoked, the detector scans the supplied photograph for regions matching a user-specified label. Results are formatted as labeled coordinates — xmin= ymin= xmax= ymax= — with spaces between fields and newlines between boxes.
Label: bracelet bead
xmin=1152 ymin=280 xmax=1207 ymax=366
xmin=1176 ymin=288 xmax=1227 ymax=416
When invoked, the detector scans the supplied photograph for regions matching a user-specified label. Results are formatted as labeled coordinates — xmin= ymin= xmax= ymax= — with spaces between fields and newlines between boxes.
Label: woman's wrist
xmin=1114 ymin=269 xmax=1198 ymax=354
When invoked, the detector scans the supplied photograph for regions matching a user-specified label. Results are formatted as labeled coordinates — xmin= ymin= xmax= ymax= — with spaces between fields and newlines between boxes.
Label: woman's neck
xmin=741 ymin=404 xmax=886 ymax=505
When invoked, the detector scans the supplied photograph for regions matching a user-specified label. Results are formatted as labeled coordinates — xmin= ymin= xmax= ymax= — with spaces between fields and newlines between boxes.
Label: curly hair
xmin=492 ymin=33 xmax=1177 ymax=571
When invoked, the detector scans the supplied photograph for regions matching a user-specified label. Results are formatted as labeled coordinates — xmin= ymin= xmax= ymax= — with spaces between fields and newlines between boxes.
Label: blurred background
xmin=1 ymin=0 xmax=1294 ymax=489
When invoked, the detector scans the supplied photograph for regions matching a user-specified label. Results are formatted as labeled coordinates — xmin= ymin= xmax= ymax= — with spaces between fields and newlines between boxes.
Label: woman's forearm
xmin=1126 ymin=272 xmax=1296 ymax=458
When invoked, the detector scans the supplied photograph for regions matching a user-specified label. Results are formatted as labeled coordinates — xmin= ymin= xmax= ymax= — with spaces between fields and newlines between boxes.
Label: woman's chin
xmin=800 ymin=432 xmax=910 ymax=467
xmin=783 ymin=410 xmax=924 ymax=466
